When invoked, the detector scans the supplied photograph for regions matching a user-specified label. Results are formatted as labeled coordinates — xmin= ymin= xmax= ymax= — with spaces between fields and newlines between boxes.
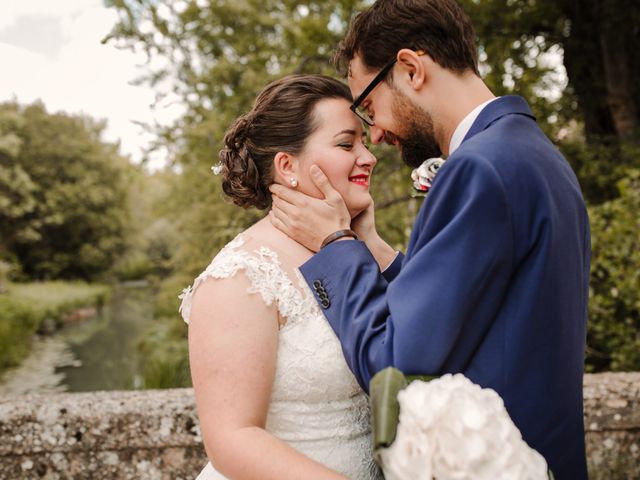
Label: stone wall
xmin=0 ymin=372 xmax=638 ymax=479
xmin=583 ymin=372 xmax=640 ymax=478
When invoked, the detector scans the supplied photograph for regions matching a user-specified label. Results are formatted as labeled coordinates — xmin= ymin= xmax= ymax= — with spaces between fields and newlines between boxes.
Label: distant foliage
xmin=0 ymin=102 xmax=133 ymax=280
xmin=562 ymin=141 xmax=640 ymax=205
xmin=0 ymin=282 xmax=110 ymax=371
xmin=586 ymin=170 xmax=640 ymax=372
xmin=138 ymin=274 xmax=193 ymax=388
xmin=114 ymin=171 xmax=180 ymax=282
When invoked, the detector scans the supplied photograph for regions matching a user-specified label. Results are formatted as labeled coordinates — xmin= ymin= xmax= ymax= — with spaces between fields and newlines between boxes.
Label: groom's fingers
xmin=309 ymin=165 xmax=340 ymax=203
xmin=272 ymin=195 xmax=295 ymax=215
xmin=269 ymin=205 xmax=320 ymax=251
xmin=269 ymin=183 xmax=308 ymax=207
xmin=271 ymin=196 xmax=297 ymax=228
xmin=269 ymin=209 xmax=289 ymax=234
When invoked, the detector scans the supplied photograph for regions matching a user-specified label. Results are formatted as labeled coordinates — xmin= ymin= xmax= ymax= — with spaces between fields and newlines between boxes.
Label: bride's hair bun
xmin=219 ymin=115 xmax=269 ymax=209
xmin=217 ymin=74 xmax=352 ymax=210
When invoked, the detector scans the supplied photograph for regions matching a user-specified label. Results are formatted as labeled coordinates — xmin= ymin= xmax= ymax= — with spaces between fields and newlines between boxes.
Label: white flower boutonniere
xmin=411 ymin=157 xmax=446 ymax=197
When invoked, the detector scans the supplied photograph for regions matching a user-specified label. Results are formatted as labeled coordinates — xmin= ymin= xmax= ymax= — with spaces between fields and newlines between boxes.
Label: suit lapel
xmin=461 ymin=95 xmax=536 ymax=145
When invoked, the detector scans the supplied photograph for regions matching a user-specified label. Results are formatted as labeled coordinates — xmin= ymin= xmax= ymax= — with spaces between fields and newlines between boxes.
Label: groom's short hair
xmin=334 ymin=0 xmax=479 ymax=78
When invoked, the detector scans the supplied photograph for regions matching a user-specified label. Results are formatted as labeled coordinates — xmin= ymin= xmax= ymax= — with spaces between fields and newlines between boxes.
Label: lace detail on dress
xmin=179 ymin=235 xmax=320 ymax=328
xmin=182 ymin=234 xmax=382 ymax=480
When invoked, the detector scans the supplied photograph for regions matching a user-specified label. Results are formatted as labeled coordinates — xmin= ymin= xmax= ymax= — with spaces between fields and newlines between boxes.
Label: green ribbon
xmin=369 ymin=367 xmax=436 ymax=456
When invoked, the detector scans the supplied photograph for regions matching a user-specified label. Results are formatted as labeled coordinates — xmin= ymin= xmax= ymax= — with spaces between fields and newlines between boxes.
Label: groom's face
xmin=348 ymin=55 xmax=442 ymax=167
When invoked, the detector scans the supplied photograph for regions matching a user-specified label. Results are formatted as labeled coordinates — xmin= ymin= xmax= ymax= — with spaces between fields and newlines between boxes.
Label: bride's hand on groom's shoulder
xmin=269 ymin=166 xmax=350 ymax=252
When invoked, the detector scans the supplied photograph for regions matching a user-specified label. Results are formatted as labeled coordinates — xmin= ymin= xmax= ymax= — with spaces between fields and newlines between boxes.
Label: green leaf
xmin=369 ymin=367 xmax=408 ymax=452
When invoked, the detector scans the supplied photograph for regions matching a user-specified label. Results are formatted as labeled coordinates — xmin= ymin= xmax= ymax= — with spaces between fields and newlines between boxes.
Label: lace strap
xmin=178 ymin=236 xmax=318 ymax=325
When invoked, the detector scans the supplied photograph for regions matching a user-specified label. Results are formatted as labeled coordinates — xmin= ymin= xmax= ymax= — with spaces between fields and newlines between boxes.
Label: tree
xmin=0 ymin=101 xmax=133 ymax=280
xmin=460 ymin=0 xmax=640 ymax=144
xmin=0 ymin=109 xmax=38 ymax=254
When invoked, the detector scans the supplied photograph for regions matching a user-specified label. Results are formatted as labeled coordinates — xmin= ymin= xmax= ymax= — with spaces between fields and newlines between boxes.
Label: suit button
xmin=313 ymin=280 xmax=322 ymax=290
xmin=318 ymin=292 xmax=328 ymax=301
xmin=321 ymin=299 xmax=330 ymax=309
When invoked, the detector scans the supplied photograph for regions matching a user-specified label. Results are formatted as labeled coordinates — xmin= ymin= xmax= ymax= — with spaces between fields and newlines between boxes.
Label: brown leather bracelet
xmin=321 ymin=229 xmax=359 ymax=249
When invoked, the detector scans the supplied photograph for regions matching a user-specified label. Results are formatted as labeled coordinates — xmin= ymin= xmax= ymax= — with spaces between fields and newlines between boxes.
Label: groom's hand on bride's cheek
xmin=269 ymin=165 xmax=350 ymax=252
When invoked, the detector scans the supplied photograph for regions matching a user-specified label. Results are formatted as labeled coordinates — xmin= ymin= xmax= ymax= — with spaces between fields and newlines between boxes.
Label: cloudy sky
xmin=0 ymin=0 xmax=181 ymax=170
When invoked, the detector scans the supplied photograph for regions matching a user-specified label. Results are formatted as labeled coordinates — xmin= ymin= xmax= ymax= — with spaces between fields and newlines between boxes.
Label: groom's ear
xmin=273 ymin=151 xmax=298 ymax=183
xmin=396 ymin=48 xmax=428 ymax=90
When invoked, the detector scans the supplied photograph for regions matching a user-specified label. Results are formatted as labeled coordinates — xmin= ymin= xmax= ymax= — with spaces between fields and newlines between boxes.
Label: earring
xmin=290 ymin=177 xmax=298 ymax=188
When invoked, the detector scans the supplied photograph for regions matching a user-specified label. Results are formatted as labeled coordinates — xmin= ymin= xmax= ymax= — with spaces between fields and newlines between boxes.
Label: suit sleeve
xmin=381 ymin=252 xmax=403 ymax=282
xmin=300 ymin=155 xmax=515 ymax=392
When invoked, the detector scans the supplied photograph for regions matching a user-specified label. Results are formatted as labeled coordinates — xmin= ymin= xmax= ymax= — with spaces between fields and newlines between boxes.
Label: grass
xmin=0 ymin=281 xmax=111 ymax=372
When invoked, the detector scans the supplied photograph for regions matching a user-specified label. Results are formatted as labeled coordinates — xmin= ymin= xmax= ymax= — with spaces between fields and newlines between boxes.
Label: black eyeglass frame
xmin=349 ymin=50 xmax=425 ymax=126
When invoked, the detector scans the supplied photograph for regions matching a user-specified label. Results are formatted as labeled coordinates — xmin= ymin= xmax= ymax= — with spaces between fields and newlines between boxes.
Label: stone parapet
xmin=0 ymin=389 xmax=204 ymax=479
xmin=0 ymin=372 xmax=638 ymax=479
xmin=583 ymin=372 xmax=640 ymax=479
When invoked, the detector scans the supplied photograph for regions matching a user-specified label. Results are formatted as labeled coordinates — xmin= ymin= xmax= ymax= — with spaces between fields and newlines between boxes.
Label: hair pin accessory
xmin=211 ymin=163 xmax=223 ymax=176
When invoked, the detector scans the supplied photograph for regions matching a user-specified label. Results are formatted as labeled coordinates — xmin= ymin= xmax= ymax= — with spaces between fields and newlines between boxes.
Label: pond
xmin=0 ymin=285 xmax=157 ymax=395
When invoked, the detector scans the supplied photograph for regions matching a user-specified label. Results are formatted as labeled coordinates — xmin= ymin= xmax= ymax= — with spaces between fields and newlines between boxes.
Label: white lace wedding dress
xmin=179 ymin=234 xmax=381 ymax=480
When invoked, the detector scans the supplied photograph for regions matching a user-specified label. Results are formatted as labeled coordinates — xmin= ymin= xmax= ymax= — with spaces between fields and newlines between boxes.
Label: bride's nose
xmin=356 ymin=147 xmax=377 ymax=169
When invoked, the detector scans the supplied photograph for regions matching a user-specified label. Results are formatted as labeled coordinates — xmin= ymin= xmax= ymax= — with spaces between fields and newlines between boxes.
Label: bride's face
xmin=295 ymin=98 xmax=377 ymax=218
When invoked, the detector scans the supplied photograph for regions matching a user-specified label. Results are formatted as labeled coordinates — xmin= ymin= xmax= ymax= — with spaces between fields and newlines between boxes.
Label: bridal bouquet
xmin=370 ymin=368 xmax=552 ymax=480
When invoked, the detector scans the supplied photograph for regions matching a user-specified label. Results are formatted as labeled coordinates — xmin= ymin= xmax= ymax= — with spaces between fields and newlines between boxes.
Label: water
xmin=0 ymin=285 xmax=156 ymax=395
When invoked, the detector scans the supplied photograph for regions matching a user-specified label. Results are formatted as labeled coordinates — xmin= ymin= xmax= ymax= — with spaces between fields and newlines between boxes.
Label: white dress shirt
xmin=448 ymin=97 xmax=499 ymax=155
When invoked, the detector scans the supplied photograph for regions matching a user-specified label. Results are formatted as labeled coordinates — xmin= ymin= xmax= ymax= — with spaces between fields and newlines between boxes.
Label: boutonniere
xmin=411 ymin=157 xmax=446 ymax=197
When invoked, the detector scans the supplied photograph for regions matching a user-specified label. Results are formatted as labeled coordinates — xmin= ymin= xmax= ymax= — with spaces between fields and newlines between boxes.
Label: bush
xmin=134 ymin=272 xmax=192 ymax=389
xmin=0 ymin=281 xmax=110 ymax=371
xmin=138 ymin=315 xmax=191 ymax=389
xmin=0 ymin=296 xmax=42 ymax=369
xmin=562 ymin=140 xmax=640 ymax=205
xmin=0 ymin=261 xmax=10 ymax=293
xmin=114 ymin=253 xmax=155 ymax=281
xmin=586 ymin=170 xmax=640 ymax=372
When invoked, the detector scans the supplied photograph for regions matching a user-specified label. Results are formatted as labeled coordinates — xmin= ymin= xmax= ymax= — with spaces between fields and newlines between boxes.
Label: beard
xmin=389 ymin=88 xmax=442 ymax=168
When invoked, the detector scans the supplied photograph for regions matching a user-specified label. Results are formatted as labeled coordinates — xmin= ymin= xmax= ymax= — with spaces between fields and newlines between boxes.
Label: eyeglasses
xmin=350 ymin=50 xmax=425 ymax=126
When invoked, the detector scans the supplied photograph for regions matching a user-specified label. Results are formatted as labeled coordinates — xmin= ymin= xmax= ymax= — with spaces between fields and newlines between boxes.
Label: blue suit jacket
xmin=300 ymin=96 xmax=590 ymax=479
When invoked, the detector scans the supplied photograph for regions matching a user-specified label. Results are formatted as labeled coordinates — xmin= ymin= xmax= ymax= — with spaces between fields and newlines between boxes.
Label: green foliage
xmin=562 ymin=141 xmax=640 ymax=205
xmin=586 ymin=170 xmax=640 ymax=372
xmin=137 ymin=272 xmax=192 ymax=389
xmin=0 ymin=261 xmax=10 ymax=293
xmin=114 ymin=170 xmax=180 ymax=281
xmin=137 ymin=316 xmax=192 ymax=389
xmin=0 ymin=282 xmax=110 ymax=371
xmin=0 ymin=101 xmax=134 ymax=280
xmin=0 ymin=296 xmax=40 ymax=370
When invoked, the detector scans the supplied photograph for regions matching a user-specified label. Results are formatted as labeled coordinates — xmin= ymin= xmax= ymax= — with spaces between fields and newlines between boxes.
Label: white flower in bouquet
xmin=379 ymin=374 xmax=549 ymax=480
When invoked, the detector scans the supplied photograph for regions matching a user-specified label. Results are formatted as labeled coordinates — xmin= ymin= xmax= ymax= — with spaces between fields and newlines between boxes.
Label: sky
xmin=0 ymin=0 xmax=181 ymax=171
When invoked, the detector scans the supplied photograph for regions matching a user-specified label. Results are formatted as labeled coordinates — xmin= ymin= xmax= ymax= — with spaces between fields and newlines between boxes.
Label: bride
xmin=179 ymin=74 xmax=392 ymax=479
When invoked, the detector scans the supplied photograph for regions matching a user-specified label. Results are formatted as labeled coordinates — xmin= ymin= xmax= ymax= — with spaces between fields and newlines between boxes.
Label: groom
xmin=269 ymin=0 xmax=589 ymax=478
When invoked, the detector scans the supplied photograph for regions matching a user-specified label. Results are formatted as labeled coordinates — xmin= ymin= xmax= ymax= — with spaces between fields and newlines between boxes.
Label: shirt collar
xmin=448 ymin=97 xmax=499 ymax=155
